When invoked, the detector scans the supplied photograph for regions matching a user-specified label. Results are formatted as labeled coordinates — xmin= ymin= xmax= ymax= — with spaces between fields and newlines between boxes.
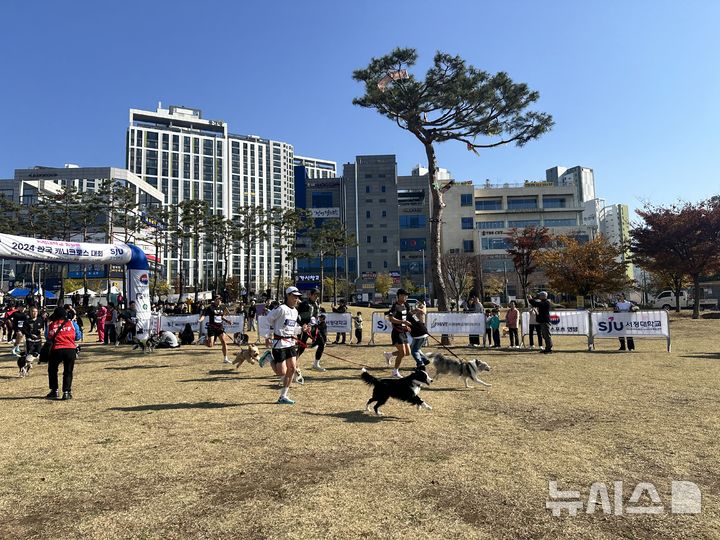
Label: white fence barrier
xmin=521 ymin=310 xmax=591 ymax=349
xmin=159 ymin=314 xmax=244 ymax=335
xmin=590 ymin=310 xmax=671 ymax=351
xmin=369 ymin=311 xmax=392 ymax=344
xmin=426 ymin=312 xmax=486 ymax=337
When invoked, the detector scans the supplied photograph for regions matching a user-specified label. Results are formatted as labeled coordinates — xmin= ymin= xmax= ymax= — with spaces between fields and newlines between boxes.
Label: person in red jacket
xmin=45 ymin=306 xmax=82 ymax=401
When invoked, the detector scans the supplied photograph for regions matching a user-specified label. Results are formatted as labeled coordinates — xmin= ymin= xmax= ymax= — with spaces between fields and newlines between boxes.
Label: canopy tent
xmin=67 ymin=287 xmax=97 ymax=297
xmin=8 ymin=287 xmax=58 ymax=299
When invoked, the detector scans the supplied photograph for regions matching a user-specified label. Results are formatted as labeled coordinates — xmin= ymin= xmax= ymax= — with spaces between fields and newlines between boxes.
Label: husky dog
xmin=132 ymin=333 xmax=158 ymax=353
xmin=232 ymin=345 xmax=260 ymax=369
xmin=360 ymin=368 xmax=433 ymax=416
xmin=428 ymin=352 xmax=491 ymax=389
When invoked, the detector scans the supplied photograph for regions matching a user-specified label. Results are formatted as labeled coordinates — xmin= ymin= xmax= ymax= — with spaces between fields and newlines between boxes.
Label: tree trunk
xmin=425 ymin=143 xmax=448 ymax=312
xmin=692 ymin=273 xmax=700 ymax=320
xmin=245 ymin=243 xmax=252 ymax=300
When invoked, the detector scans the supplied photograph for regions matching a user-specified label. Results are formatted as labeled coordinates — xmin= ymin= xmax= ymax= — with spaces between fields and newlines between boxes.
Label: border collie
xmin=428 ymin=352 xmax=491 ymax=389
xmin=17 ymin=352 xmax=36 ymax=377
xmin=360 ymin=367 xmax=433 ymax=416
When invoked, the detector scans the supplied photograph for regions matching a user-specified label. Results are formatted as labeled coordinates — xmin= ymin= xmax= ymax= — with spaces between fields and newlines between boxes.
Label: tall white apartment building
xmin=600 ymin=203 xmax=633 ymax=279
xmin=127 ymin=104 xmax=295 ymax=294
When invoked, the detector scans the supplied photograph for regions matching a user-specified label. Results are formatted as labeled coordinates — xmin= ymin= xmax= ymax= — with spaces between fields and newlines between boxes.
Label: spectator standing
xmin=488 ymin=308 xmax=501 ymax=348
xmin=96 ymin=304 xmax=107 ymax=343
xmin=352 ymin=312 xmax=363 ymax=345
xmin=483 ymin=309 xmax=492 ymax=348
xmin=104 ymin=303 xmax=118 ymax=345
xmin=331 ymin=299 xmax=348 ymax=344
xmin=312 ymin=313 xmax=328 ymax=371
xmin=505 ymin=301 xmax=520 ymax=348
xmin=527 ymin=292 xmax=553 ymax=354
xmin=615 ymin=293 xmax=636 ymax=352
xmin=528 ymin=305 xmax=543 ymax=349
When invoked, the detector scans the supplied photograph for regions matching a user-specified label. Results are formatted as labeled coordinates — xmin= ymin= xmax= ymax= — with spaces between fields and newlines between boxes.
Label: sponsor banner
xmin=521 ymin=310 xmax=589 ymax=336
xmin=150 ymin=312 xmax=162 ymax=334
xmin=324 ymin=313 xmax=351 ymax=333
xmin=161 ymin=315 xmax=201 ymax=332
xmin=224 ymin=315 xmax=245 ymax=334
xmin=310 ymin=207 xmax=340 ymax=218
xmin=591 ymin=311 xmax=669 ymax=338
xmin=128 ymin=268 xmax=151 ymax=336
xmin=372 ymin=311 xmax=393 ymax=334
xmin=0 ymin=233 xmax=132 ymax=265
xmin=426 ymin=313 xmax=486 ymax=336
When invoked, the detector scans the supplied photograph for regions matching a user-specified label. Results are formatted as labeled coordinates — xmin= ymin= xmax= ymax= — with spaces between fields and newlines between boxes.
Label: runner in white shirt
xmin=260 ymin=286 xmax=307 ymax=405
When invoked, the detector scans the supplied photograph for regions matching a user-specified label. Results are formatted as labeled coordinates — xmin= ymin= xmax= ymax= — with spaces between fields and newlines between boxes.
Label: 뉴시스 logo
xmin=550 ymin=314 xmax=561 ymax=325
xmin=139 ymin=273 xmax=149 ymax=285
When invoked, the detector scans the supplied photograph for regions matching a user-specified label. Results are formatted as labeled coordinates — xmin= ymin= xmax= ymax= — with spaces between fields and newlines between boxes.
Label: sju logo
xmin=598 ymin=317 xmax=624 ymax=333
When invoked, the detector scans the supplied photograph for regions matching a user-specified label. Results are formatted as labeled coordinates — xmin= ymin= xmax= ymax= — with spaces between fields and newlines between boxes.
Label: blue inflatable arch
xmin=0 ymin=233 xmax=151 ymax=334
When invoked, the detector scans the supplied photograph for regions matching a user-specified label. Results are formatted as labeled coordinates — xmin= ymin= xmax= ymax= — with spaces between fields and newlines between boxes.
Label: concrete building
xmin=126 ymin=104 xmax=297 ymax=294
xmin=442 ymin=177 xmax=592 ymax=300
xmin=600 ymin=203 xmax=634 ymax=279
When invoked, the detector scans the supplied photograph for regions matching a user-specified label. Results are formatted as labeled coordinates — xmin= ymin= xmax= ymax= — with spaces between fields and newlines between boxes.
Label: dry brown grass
xmin=1 ymin=310 xmax=719 ymax=539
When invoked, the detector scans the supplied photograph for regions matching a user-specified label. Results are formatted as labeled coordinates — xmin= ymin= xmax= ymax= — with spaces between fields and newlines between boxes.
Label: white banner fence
xmin=521 ymin=310 xmax=591 ymax=349
xmin=159 ymin=314 xmax=245 ymax=335
xmin=590 ymin=310 xmax=671 ymax=351
xmin=370 ymin=311 xmax=486 ymax=344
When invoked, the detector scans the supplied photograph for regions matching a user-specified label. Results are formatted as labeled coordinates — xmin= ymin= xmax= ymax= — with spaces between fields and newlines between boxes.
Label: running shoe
xmin=383 ymin=351 xmax=394 ymax=365
xmin=392 ymin=369 xmax=402 ymax=378
xmin=223 ymin=357 xmax=231 ymax=364
xmin=258 ymin=350 xmax=272 ymax=367
xmin=277 ymin=396 xmax=295 ymax=405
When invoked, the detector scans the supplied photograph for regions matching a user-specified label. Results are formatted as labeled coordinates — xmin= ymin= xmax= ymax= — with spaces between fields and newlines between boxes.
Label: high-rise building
xmin=546 ymin=165 xmax=596 ymax=203
xmin=599 ymin=203 xmax=633 ymax=279
xmin=127 ymin=104 xmax=296 ymax=294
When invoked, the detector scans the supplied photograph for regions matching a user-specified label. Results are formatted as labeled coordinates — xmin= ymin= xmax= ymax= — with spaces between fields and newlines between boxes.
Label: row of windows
xmin=365 ymin=185 xmax=387 ymax=193
xmin=472 ymin=217 xmax=578 ymax=229
xmin=475 ymin=196 xmax=569 ymax=210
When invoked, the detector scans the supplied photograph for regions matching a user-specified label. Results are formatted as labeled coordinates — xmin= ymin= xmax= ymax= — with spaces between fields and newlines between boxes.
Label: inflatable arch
xmin=0 ymin=233 xmax=151 ymax=334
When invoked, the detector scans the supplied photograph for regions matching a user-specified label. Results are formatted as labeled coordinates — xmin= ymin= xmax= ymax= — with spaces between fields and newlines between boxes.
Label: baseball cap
xmin=538 ymin=291 xmax=548 ymax=297
xmin=285 ymin=286 xmax=302 ymax=297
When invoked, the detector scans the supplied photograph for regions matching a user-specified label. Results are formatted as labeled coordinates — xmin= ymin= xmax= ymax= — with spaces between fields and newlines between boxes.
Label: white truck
xmin=651 ymin=290 xmax=718 ymax=310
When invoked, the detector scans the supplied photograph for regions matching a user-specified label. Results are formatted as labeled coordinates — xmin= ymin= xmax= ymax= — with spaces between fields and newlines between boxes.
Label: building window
xmin=399 ymin=215 xmax=427 ymax=228
xmin=507 ymin=197 xmax=538 ymax=209
xmin=400 ymin=238 xmax=427 ymax=250
xmin=461 ymin=217 xmax=473 ymax=229
xmin=366 ymin=185 xmax=370 ymax=193
xmin=543 ymin=196 xmax=567 ymax=208
xmin=460 ymin=194 xmax=472 ymax=206
xmin=463 ymin=240 xmax=474 ymax=253
xmin=382 ymin=210 xmax=387 ymax=217
xmin=477 ymin=220 xmax=505 ymax=230
xmin=481 ymin=237 xmax=511 ymax=250
xmin=382 ymin=236 xmax=387 ymax=243
xmin=312 ymin=191 xmax=332 ymax=207
xmin=384 ymin=260 xmax=388 ymax=268
xmin=507 ymin=219 xmax=541 ymax=228
xmin=367 ymin=235 xmax=371 ymax=243
xmin=366 ymin=210 xmax=371 ymax=218
xmin=475 ymin=198 xmax=502 ymax=210
xmin=367 ymin=261 xmax=372 ymax=269
xmin=544 ymin=218 xmax=577 ymax=227
xmin=381 ymin=185 xmax=386 ymax=193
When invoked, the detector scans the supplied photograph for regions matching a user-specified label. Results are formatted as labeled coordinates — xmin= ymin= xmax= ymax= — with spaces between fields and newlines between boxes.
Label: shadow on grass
xmin=303 ymin=410 xmax=409 ymax=423
xmin=108 ymin=401 xmax=253 ymax=412
xmin=105 ymin=365 xmax=171 ymax=371
xmin=0 ymin=395 xmax=48 ymax=400
xmin=177 ymin=376 xmax=242 ymax=383
xmin=681 ymin=353 xmax=720 ymax=360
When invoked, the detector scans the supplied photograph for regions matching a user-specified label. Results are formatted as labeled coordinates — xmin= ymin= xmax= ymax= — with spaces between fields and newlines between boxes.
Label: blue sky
xmin=1 ymin=1 xmax=718 ymax=219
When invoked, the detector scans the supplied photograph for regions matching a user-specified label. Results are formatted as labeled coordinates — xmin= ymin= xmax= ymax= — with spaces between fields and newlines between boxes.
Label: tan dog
xmin=233 ymin=345 xmax=260 ymax=369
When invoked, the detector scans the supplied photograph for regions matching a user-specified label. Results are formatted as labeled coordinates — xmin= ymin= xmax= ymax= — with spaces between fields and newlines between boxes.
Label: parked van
xmin=651 ymin=290 xmax=718 ymax=310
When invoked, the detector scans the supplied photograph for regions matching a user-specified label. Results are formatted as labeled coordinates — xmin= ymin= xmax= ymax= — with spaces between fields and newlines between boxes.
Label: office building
xmin=127 ymin=104 xmax=296 ymax=293
xmin=599 ymin=203 xmax=634 ymax=279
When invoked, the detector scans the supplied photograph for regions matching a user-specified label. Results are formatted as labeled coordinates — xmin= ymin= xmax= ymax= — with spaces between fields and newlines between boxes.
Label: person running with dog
xmin=10 ymin=304 xmax=29 ymax=356
xmin=199 ymin=295 xmax=232 ymax=363
xmin=297 ymin=288 xmax=321 ymax=369
xmin=383 ymin=288 xmax=412 ymax=378
xmin=259 ymin=286 xmax=307 ymax=405
xmin=24 ymin=306 xmax=44 ymax=360
xmin=408 ymin=300 xmax=431 ymax=369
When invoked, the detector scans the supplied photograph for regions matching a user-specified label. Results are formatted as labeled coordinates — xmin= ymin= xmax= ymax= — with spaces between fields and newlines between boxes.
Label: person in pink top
xmin=505 ymin=301 xmax=520 ymax=348
xmin=96 ymin=304 xmax=107 ymax=343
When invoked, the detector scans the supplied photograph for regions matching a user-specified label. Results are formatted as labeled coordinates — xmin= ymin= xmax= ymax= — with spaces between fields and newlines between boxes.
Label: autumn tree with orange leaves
xmin=506 ymin=226 xmax=552 ymax=302
xmin=540 ymin=235 xmax=631 ymax=306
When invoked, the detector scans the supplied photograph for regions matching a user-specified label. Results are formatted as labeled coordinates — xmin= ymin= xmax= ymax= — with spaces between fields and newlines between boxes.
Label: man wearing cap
xmin=199 ymin=295 xmax=232 ymax=363
xmin=261 ymin=286 xmax=308 ymax=404
xmin=297 ymin=288 xmax=323 ymax=370
xmin=383 ymin=288 xmax=413 ymax=377
xmin=527 ymin=291 xmax=553 ymax=354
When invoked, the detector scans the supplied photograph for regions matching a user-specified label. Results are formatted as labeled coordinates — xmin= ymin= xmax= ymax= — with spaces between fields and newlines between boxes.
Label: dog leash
xmin=275 ymin=334 xmax=369 ymax=369
xmin=427 ymin=333 xmax=470 ymax=362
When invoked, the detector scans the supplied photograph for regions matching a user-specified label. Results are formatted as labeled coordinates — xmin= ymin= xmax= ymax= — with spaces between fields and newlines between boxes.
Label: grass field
xmin=1 ymin=310 xmax=719 ymax=539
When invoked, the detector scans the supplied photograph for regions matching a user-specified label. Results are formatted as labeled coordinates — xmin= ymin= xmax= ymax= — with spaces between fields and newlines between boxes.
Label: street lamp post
xmin=421 ymin=249 xmax=427 ymax=301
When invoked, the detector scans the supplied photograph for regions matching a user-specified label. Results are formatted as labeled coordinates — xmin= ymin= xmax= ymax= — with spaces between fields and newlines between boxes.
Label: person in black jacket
xmin=24 ymin=306 xmax=45 ymax=359
xmin=313 ymin=314 xmax=328 ymax=370
xmin=527 ymin=291 xmax=553 ymax=353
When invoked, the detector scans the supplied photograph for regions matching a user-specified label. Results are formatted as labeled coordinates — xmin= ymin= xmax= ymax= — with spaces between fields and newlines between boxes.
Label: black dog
xmin=179 ymin=323 xmax=195 ymax=345
xmin=360 ymin=368 xmax=433 ymax=416
xmin=17 ymin=353 xmax=35 ymax=378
